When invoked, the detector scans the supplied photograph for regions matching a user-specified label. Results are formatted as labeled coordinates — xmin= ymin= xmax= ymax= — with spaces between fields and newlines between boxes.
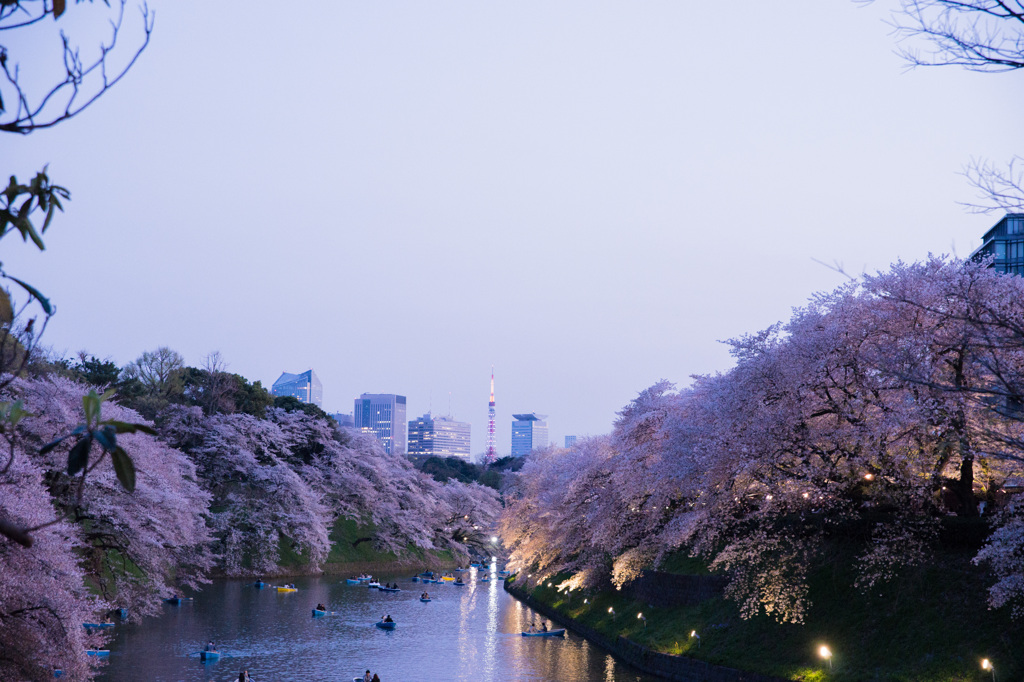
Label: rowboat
xmin=378 ymin=586 xmax=401 ymax=592
xmin=82 ymin=622 xmax=115 ymax=629
xmin=521 ymin=629 xmax=566 ymax=637
xmin=410 ymin=576 xmax=419 ymax=582
xmin=312 ymin=609 xmax=327 ymax=617
xmin=253 ymin=581 xmax=266 ymax=589
xmin=420 ymin=571 xmax=434 ymax=578
xmin=420 ymin=597 xmax=431 ymax=602
xmin=440 ymin=576 xmax=455 ymax=582
xmin=357 ymin=575 xmax=372 ymax=582
xmin=345 ymin=578 xmax=361 ymax=585
xmin=164 ymin=597 xmax=192 ymax=605
xmin=199 ymin=650 xmax=220 ymax=661
xmin=375 ymin=620 xmax=397 ymax=630
xmin=454 ymin=581 xmax=466 ymax=586
xmin=85 ymin=650 xmax=110 ymax=657
xmin=480 ymin=577 xmax=491 ymax=583
xmin=469 ymin=563 xmax=481 ymax=568
xmin=367 ymin=581 xmax=381 ymax=589
xmin=276 ymin=586 xmax=297 ymax=593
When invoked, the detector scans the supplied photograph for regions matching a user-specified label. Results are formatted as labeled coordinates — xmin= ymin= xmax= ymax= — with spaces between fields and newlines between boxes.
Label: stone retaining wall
xmin=505 ymin=581 xmax=783 ymax=682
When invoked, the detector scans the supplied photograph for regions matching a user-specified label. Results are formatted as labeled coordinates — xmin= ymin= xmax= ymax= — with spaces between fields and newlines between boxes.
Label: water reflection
xmin=99 ymin=568 xmax=659 ymax=682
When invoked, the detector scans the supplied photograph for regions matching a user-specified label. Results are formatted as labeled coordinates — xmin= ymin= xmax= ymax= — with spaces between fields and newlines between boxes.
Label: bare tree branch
xmin=0 ymin=0 xmax=154 ymax=134
xmin=960 ymin=155 xmax=1024 ymax=213
xmin=891 ymin=0 xmax=1024 ymax=71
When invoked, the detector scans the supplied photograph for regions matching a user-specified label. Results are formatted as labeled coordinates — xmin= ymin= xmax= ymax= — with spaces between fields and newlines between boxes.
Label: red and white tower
xmin=485 ymin=367 xmax=497 ymax=465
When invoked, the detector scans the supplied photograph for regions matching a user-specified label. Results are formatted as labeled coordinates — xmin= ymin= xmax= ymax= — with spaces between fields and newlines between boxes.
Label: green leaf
xmin=39 ymin=435 xmax=68 ymax=455
xmin=67 ymin=435 xmax=92 ymax=476
xmin=101 ymin=420 xmax=157 ymax=435
xmin=111 ymin=446 xmax=135 ymax=492
xmin=93 ymin=425 xmax=117 ymax=452
xmin=7 ymin=276 xmax=52 ymax=315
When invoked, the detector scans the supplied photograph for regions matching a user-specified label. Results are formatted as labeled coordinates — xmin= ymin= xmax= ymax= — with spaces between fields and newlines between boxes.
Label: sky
xmin=3 ymin=1 xmax=1023 ymax=458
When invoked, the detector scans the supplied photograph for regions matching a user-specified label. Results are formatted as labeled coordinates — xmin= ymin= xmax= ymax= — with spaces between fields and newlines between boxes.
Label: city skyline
xmin=5 ymin=2 xmax=1022 ymax=457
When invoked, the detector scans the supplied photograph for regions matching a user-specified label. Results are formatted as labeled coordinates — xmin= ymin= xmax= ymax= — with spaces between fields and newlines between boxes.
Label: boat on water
xmin=420 ymin=597 xmax=431 ymax=602
xmin=378 ymin=586 xmax=401 ymax=592
xmin=469 ymin=563 xmax=481 ymax=568
xmin=356 ymin=575 xmax=373 ymax=582
xmin=440 ymin=576 xmax=455 ymax=582
xmin=420 ymin=571 xmax=434 ymax=578
xmin=367 ymin=581 xmax=381 ymax=589
xmin=455 ymin=567 xmax=466 ymax=572
xmin=312 ymin=609 xmax=327 ymax=617
xmin=480 ymin=577 xmax=491 ymax=583
xmin=345 ymin=578 xmax=361 ymax=585
xmin=85 ymin=650 xmax=110 ymax=657
xmin=375 ymin=620 xmax=397 ymax=630
xmin=164 ymin=597 xmax=192 ymax=605
xmin=82 ymin=622 xmax=115 ymax=629
xmin=410 ymin=576 xmax=419 ymax=582
xmin=454 ymin=580 xmax=466 ymax=586
xmin=199 ymin=650 xmax=220 ymax=661
xmin=276 ymin=586 xmax=298 ymax=593
xmin=253 ymin=581 xmax=266 ymax=589
xmin=521 ymin=629 xmax=566 ymax=637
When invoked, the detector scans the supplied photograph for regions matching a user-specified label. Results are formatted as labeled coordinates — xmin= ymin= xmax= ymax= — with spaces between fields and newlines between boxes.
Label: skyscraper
xmin=972 ymin=214 xmax=1024 ymax=275
xmin=271 ymin=370 xmax=323 ymax=407
xmin=511 ymin=413 xmax=548 ymax=457
xmin=407 ymin=413 xmax=472 ymax=461
xmin=354 ymin=394 xmax=407 ymax=455
xmin=486 ymin=368 xmax=497 ymax=464
xmin=564 ymin=435 xmax=577 ymax=448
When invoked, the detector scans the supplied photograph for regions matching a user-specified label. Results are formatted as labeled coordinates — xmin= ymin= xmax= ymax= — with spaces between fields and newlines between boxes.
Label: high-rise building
xmin=972 ymin=214 xmax=1024 ymax=275
xmin=271 ymin=370 xmax=322 ymax=407
xmin=330 ymin=412 xmax=354 ymax=428
xmin=511 ymin=413 xmax=548 ymax=457
xmin=354 ymin=394 xmax=407 ymax=455
xmin=564 ymin=435 xmax=577 ymax=448
xmin=407 ymin=412 xmax=472 ymax=461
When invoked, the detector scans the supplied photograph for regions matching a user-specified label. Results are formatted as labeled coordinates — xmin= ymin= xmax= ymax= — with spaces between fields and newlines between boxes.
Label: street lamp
xmin=637 ymin=613 xmax=646 ymax=628
xmin=982 ymin=658 xmax=996 ymax=682
xmin=819 ymin=645 xmax=832 ymax=671
xmin=690 ymin=630 xmax=700 ymax=649
xmin=490 ymin=536 xmax=498 ymax=543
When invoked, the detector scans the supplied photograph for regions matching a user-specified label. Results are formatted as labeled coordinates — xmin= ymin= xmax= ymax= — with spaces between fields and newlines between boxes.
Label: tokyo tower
xmin=485 ymin=367 xmax=496 ymax=465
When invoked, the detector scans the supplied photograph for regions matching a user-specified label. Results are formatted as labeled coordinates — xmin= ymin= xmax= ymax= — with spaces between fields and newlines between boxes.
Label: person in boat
xmin=316 ymin=603 xmax=326 ymax=612
xmin=205 ymin=640 xmax=216 ymax=652
xmin=238 ymin=670 xmax=250 ymax=682
xmin=371 ymin=674 xmax=381 ymax=682
xmin=384 ymin=614 xmax=394 ymax=623
xmin=540 ymin=622 xmax=548 ymax=632
xmin=363 ymin=671 xmax=372 ymax=682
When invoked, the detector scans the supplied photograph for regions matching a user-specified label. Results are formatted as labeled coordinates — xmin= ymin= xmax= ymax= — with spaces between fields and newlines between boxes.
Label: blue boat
xmin=378 ymin=586 xmax=401 ymax=592
xmin=521 ymin=629 xmax=565 ymax=637
xmin=163 ymin=597 xmax=192 ymax=605
xmin=253 ymin=581 xmax=266 ymax=589
xmin=420 ymin=597 xmax=432 ymax=603
xmin=85 ymin=650 xmax=110 ymax=657
xmin=375 ymin=620 xmax=397 ymax=630
xmin=454 ymin=581 xmax=466 ymax=586
xmin=410 ymin=576 xmax=419 ymax=582
xmin=53 ymin=670 xmax=63 ymax=678
xmin=469 ymin=563 xmax=481 ymax=568
xmin=199 ymin=650 xmax=220 ymax=661
xmin=420 ymin=571 xmax=434 ymax=578
xmin=312 ymin=608 xmax=327 ymax=618
xmin=345 ymin=578 xmax=361 ymax=585
xmin=82 ymin=622 xmax=115 ymax=629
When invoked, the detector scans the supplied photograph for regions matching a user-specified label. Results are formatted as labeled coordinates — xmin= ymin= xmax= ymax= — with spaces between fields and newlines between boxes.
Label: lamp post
xmin=982 ymin=658 xmax=996 ymax=682
xmin=819 ymin=645 xmax=832 ymax=671
xmin=637 ymin=613 xmax=646 ymax=628
xmin=690 ymin=630 xmax=700 ymax=649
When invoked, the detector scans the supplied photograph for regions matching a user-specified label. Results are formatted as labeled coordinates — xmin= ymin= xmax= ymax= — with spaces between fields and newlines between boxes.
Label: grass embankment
xmin=277 ymin=518 xmax=456 ymax=575
xmin=519 ymin=542 xmax=1023 ymax=681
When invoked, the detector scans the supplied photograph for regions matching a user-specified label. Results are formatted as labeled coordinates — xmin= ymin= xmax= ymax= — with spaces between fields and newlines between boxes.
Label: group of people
xmin=420 ymin=591 xmax=430 ymax=599
xmin=380 ymin=614 xmax=394 ymax=623
xmin=362 ymin=670 xmax=381 ymax=682
xmin=381 ymin=582 xmax=399 ymax=589
xmin=526 ymin=622 xmax=550 ymax=633
xmin=204 ymin=641 xmax=217 ymax=652
xmin=315 ymin=602 xmax=327 ymax=612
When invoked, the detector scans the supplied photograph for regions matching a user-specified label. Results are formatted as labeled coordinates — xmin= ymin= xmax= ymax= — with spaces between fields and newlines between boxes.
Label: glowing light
xmin=491 ymin=536 xmax=498 ymax=543
xmin=802 ymin=493 xmax=810 ymax=499
xmin=637 ymin=612 xmax=643 ymax=619
xmin=583 ymin=599 xmax=588 ymax=604
xmin=608 ymin=607 xmax=614 ymax=614
xmin=982 ymin=659 xmax=992 ymax=671
xmin=819 ymin=646 xmax=831 ymax=659
xmin=690 ymin=630 xmax=697 ymax=638
xmin=864 ymin=473 xmax=874 ymax=481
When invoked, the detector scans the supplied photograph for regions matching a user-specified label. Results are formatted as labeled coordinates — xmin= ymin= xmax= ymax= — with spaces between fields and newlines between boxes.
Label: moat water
xmin=97 ymin=567 xmax=659 ymax=682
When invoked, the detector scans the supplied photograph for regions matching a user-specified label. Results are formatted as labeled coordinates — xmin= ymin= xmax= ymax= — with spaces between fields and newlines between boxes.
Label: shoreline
xmin=503 ymin=579 xmax=783 ymax=682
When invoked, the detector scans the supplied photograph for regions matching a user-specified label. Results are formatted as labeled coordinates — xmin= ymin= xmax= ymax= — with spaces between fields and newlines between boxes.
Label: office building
xmin=271 ymin=370 xmax=322 ymax=407
xmin=407 ymin=412 xmax=472 ymax=461
xmin=972 ymin=214 xmax=1024 ymax=275
xmin=354 ymin=393 xmax=407 ymax=455
xmin=330 ymin=412 xmax=354 ymax=428
xmin=564 ymin=435 xmax=577 ymax=448
xmin=511 ymin=413 xmax=548 ymax=457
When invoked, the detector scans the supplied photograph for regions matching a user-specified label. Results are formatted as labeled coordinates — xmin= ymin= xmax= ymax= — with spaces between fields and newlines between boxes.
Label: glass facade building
xmin=972 ymin=214 xmax=1024 ymax=275
xmin=407 ymin=413 xmax=472 ymax=461
xmin=564 ymin=435 xmax=577 ymax=448
xmin=511 ymin=413 xmax=548 ymax=457
xmin=271 ymin=370 xmax=323 ymax=407
xmin=354 ymin=393 xmax=407 ymax=455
